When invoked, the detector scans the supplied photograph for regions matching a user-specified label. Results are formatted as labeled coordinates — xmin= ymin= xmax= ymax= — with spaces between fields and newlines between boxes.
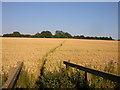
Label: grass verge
xmin=15 ymin=67 xmax=31 ymax=88
xmin=90 ymin=60 xmax=120 ymax=89
xmin=36 ymin=66 xmax=89 ymax=89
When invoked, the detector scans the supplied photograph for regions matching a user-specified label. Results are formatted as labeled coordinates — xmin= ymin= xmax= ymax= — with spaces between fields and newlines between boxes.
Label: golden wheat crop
xmin=1 ymin=37 xmax=118 ymax=87
xmin=2 ymin=37 xmax=64 ymax=81
xmin=45 ymin=39 xmax=118 ymax=75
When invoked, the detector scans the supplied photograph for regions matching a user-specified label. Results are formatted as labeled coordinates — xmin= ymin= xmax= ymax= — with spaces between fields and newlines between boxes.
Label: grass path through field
xmin=39 ymin=40 xmax=65 ymax=78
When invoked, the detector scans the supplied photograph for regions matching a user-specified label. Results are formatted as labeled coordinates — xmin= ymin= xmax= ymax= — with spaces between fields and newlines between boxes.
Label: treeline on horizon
xmin=2 ymin=30 xmax=113 ymax=40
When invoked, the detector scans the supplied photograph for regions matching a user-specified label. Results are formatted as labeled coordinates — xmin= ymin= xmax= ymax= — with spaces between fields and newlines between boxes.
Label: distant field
xmin=45 ymin=39 xmax=118 ymax=74
xmin=1 ymin=37 xmax=118 ymax=87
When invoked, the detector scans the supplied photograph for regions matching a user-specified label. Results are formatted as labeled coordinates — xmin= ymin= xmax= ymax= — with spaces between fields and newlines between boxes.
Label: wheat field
xmin=2 ymin=37 xmax=64 ymax=83
xmin=45 ymin=39 xmax=118 ymax=74
xmin=1 ymin=37 xmax=118 ymax=87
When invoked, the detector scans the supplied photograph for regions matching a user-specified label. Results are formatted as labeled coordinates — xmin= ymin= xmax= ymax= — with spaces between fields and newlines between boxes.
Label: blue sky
xmin=2 ymin=2 xmax=118 ymax=39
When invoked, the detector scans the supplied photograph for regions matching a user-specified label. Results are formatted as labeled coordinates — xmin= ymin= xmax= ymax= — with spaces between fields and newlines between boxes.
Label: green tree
xmin=79 ymin=35 xmax=85 ymax=39
xmin=73 ymin=35 xmax=80 ymax=39
xmin=109 ymin=36 xmax=112 ymax=40
xmin=34 ymin=33 xmax=41 ymax=38
xmin=13 ymin=31 xmax=21 ymax=35
xmin=40 ymin=31 xmax=52 ymax=38
xmin=12 ymin=31 xmax=21 ymax=37
xmin=54 ymin=30 xmax=72 ymax=38
xmin=64 ymin=32 xmax=72 ymax=38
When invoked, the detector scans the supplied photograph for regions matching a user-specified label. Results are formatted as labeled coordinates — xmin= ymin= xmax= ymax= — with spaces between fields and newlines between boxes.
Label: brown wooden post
xmin=66 ymin=64 xmax=68 ymax=69
xmin=63 ymin=61 xmax=120 ymax=83
xmin=85 ymin=71 xmax=87 ymax=82
xmin=2 ymin=62 xmax=23 ymax=89
xmin=66 ymin=60 xmax=70 ymax=70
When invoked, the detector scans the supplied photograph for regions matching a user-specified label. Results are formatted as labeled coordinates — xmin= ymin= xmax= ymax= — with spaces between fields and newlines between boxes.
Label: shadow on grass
xmin=36 ymin=67 xmax=90 ymax=89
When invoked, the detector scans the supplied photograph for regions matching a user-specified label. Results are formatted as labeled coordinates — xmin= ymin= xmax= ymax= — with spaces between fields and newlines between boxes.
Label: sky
xmin=118 ymin=2 xmax=120 ymax=39
xmin=1 ymin=0 xmax=120 ymax=2
xmin=0 ymin=2 xmax=1 ymax=35
xmin=2 ymin=2 xmax=118 ymax=39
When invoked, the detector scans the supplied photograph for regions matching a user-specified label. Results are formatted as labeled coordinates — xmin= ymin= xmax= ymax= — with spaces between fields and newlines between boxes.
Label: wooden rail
xmin=63 ymin=61 xmax=120 ymax=83
xmin=2 ymin=62 xmax=23 ymax=89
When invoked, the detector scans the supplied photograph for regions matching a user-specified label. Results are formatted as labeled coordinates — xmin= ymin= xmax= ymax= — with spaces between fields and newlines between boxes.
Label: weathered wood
xmin=84 ymin=71 xmax=87 ymax=82
xmin=63 ymin=61 xmax=120 ymax=83
xmin=2 ymin=62 xmax=23 ymax=89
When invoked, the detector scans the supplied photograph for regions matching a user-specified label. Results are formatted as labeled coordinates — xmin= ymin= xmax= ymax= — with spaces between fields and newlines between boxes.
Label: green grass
xmin=35 ymin=60 xmax=120 ymax=89
xmin=1 ymin=41 xmax=65 ymax=88
xmin=35 ymin=64 xmax=89 ymax=89
xmin=15 ymin=67 xmax=31 ymax=88
xmin=1 ymin=74 xmax=7 ymax=86
xmin=90 ymin=60 xmax=120 ymax=89
xmin=1 ymin=66 xmax=32 ymax=88
xmin=15 ymin=41 xmax=65 ymax=88
xmin=2 ymin=59 xmax=120 ymax=89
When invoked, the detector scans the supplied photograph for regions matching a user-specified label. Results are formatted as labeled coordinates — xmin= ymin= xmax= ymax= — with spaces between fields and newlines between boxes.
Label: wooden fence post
xmin=66 ymin=64 xmax=68 ymax=70
xmin=84 ymin=71 xmax=87 ymax=83
xmin=2 ymin=62 xmax=23 ymax=89
xmin=66 ymin=60 xmax=70 ymax=70
xmin=63 ymin=61 xmax=120 ymax=83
